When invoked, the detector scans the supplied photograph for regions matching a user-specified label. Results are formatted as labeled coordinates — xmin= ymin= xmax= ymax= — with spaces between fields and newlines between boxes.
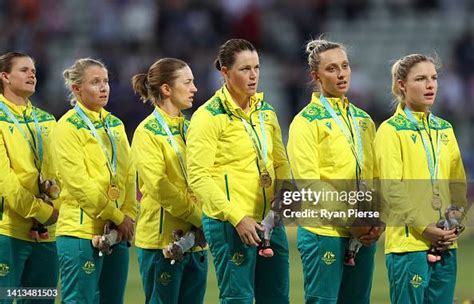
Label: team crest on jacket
xmin=358 ymin=120 xmax=368 ymax=131
xmin=440 ymin=133 xmax=449 ymax=145
xmin=410 ymin=133 xmax=417 ymax=144
xmin=82 ymin=261 xmax=95 ymax=274
xmin=410 ymin=274 xmax=423 ymax=288
xmin=0 ymin=263 xmax=10 ymax=276
xmin=322 ymin=251 xmax=336 ymax=265
xmin=159 ymin=272 xmax=172 ymax=286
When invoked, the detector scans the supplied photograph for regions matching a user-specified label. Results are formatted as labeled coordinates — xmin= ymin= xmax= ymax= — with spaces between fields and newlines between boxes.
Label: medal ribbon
xmin=404 ymin=107 xmax=441 ymax=194
xmin=0 ymin=99 xmax=43 ymax=170
xmin=240 ymin=106 xmax=269 ymax=171
xmin=74 ymin=104 xmax=118 ymax=181
xmin=153 ymin=108 xmax=189 ymax=184
xmin=320 ymin=95 xmax=363 ymax=171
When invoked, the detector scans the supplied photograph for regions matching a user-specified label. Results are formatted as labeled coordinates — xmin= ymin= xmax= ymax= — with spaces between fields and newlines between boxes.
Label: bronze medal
xmin=359 ymin=180 xmax=368 ymax=192
xmin=259 ymin=171 xmax=272 ymax=188
xmin=108 ymin=184 xmax=120 ymax=201
xmin=188 ymin=188 xmax=198 ymax=203
xmin=431 ymin=194 xmax=442 ymax=210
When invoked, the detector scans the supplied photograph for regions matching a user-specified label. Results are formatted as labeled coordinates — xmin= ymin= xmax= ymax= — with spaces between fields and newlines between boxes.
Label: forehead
xmin=174 ymin=65 xmax=193 ymax=79
xmin=83 ymin=65 xmax=108 ymax=78
xmin=11 ymin=56 xmax=35 ymax=69
xmin=232 ymin=50 xmax=259 ymax=66
xmin=407 ymin=61 xmax=436 ymax=77
xmin=319 ymin=48 xmax=348 ymax=66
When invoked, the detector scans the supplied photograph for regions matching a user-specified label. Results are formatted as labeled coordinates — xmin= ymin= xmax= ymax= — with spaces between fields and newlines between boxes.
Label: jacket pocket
xmin=224 ymin=174 xmax=230 ymax=201
xmin=159 ymin=207 xmax=164 ymax=234
xmin=0 ymin=197 xmax=4 ymax=221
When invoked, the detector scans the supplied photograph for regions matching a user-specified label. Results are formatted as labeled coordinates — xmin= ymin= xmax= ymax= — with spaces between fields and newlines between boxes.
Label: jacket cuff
xmin=226 ymin=206 xmax=247 ymax=227
xmin=98 ymin=203 xmax=125 ymax=226
xmin=187 ymin=206 xmax=203 ymax=227
xmin=35 ymin=200 xmax=54 ymax=224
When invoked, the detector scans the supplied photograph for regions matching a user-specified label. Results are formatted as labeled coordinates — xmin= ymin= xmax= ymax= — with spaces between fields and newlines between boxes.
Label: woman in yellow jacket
xmin=0 ymin=52 xmax=59 ymax=302
xmin=131 ymin=58 xmax=207 ymax=304
xmin=287 ymin=39 xmax=383 ymax=303
xmin=54 ymin=58 xmax=137 ymax=303
xmin=187 ymin=38 xmax=291 ymax=303
xmin=375 ymin=54 xmax=467 ymax=303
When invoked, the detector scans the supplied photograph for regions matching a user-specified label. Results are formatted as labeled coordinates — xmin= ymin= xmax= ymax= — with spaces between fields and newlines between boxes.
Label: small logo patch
xmin=411 ymin=133 xmax=417 ymax=144
xmin=359 ymin=120 xmax=368 ymax=131
xmin=159 ymin=272 xmax=172 ymax=286
xmin=9 ymin=126 xmax=14 ymax=134
xmin=325 ymin=122 xmax=332 ymax=130
xmin=322 ymin=251 xmax=336 ymax=265
xmin=231 ymin=252 xmax=245 ymax=266
xmin=82 ymin=261 xmax=95 ymax=274
xmin=0 ymin=263 xmax=10 ymax=276
xmin=440 ymin=133 xmax=449 ymax=145
xmin=410 ymin=274 xmax=423 ymax=288
xmin=41 ymin=126 xmax=50 ymax=137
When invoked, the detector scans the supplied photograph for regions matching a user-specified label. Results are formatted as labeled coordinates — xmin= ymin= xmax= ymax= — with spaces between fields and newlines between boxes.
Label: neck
xmin=321 ymin=89 xmax=344 ymax=99
xmin=405 ymin=102 xmax=429 ymax=114
xmin=159 ymin=99 xmax=180 ymax=117
xmin=3 ymin=90 xmax=28 ymax=106
xmin=78 ymin=99 xmax=101 ymax=113
xmin=226 ymin=85 xmax=250 ymax=113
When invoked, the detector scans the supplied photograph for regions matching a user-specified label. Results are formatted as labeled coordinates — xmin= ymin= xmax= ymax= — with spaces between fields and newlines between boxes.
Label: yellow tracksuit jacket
xmin=187 ymin=86 xmax=291 ymax=226
xmin=0 ymin=94 xmax=56 ymax=241
xmin=53 ymin=102 xmax=137 ymax=239
xmin=132 ymin=106 xmax=203 ymax=250
xmin=287 ymin=92 xmax=376 ymax=237
xmin=375 ymin=103 xmax=467 ymax=254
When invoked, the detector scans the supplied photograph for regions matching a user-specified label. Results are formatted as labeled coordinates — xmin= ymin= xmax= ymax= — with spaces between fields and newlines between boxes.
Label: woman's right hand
xmin=235 ymin=216 xmax=264 ymax=247
xmin=422 ymin=223 xmax=458 ymax=248
xmin=117 ymin=215 xmax=135 ymax=242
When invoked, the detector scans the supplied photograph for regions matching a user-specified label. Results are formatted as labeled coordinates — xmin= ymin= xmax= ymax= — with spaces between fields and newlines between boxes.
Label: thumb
xmin=255 ymin=223 xmax=264 ymax=231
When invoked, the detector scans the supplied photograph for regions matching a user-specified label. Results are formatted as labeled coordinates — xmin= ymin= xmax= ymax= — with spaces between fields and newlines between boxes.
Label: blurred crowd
xmin=1 ymin=0 xmax=473 ymax=175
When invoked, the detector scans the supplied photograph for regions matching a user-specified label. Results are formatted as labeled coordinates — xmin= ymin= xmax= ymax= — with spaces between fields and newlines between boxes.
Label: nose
xmin=191 ymin=83 xmax=197 ymax=93
xmin=249 ymin=68 xmax=257 ymax=79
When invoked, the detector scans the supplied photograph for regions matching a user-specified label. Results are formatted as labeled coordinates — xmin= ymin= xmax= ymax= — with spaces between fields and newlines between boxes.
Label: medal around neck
xmin=108 ymin=184 xmax=120 ymax=201
xmin=431 ymin=194 xmax=442 ymax=210
xmin=259 ymin=171 xmax=272 ymax=188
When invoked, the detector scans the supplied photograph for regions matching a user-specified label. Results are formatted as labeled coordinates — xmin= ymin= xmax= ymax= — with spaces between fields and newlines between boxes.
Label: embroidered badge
xmin=325 ymin=122 xmax=332 ymax=130
xmin=410 ymin=274 xmax=423 ymax=288
xmin=231 ymin=252 xmax=245 ymax=266
xmin=411 ymin=133 xmax=417 ymax=144
xmin=322 ymin=251 xmax=336 ymax=265
xmin=82 ymin=261 xmax=95 ymax=274
xmin=159 ymin=272 xmax=172 ymax=286
xmin=0 ymin=263 xmax=10 ymax=276
xmin=359 ymin=120 xmax=368 ymax=131
xmin=8 ymin=126 xmax=14 ymax=134
xmin=440 ymin=133 xmax=449 ymax=145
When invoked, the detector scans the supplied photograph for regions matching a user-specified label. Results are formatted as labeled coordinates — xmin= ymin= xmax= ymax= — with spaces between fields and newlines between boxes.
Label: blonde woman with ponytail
xmin=130 ymin=58 xmax=207 ymax=304
xmin=54 ymin=58 xmax=137 ymax=303
xmin=375 ymin=54 xmax=467 ymax=303
xmin=287 ymin=38 xmax=384 ymax=303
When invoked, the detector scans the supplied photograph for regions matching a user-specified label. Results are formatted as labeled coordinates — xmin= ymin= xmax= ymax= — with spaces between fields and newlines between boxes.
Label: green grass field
xmin=123 ymin=227 xmax=474 ymax=303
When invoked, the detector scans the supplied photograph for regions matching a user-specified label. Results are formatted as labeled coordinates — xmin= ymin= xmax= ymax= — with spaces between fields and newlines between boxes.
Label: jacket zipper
xmin=80 ymin=208 xmax=84 ymax=224
xmin=405 ymin=224 xmax=409 ymax=237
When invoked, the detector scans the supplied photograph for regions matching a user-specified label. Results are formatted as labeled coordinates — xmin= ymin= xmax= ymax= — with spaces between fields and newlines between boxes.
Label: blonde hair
xmin=63 ymin=58 xmax=107 ymax=105
xmin=305 ymin=38 xmax=346 ymax=73
xmin=131 ymin=58 xmax=188 ymax=105
xmin=391 ymin=54 xmax=439 ymax=104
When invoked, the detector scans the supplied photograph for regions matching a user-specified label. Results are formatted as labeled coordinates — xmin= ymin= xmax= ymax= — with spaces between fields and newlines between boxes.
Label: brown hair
xmin=391 ymin=54 xmax=439 ymax=103
xmin=63 ymin=58 xmax=107 ymax=104
xmin=214 ymin=39 xmax=257 ymax=71
xmin=131 ymin=58 xmax=188 ymax=104
xmin=0 ymin=52 xmax=32 ymax=94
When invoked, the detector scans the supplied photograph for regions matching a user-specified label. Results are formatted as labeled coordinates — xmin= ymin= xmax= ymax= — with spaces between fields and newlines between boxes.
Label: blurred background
xmin=1 ymin=0 xmax=473 ymax=302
